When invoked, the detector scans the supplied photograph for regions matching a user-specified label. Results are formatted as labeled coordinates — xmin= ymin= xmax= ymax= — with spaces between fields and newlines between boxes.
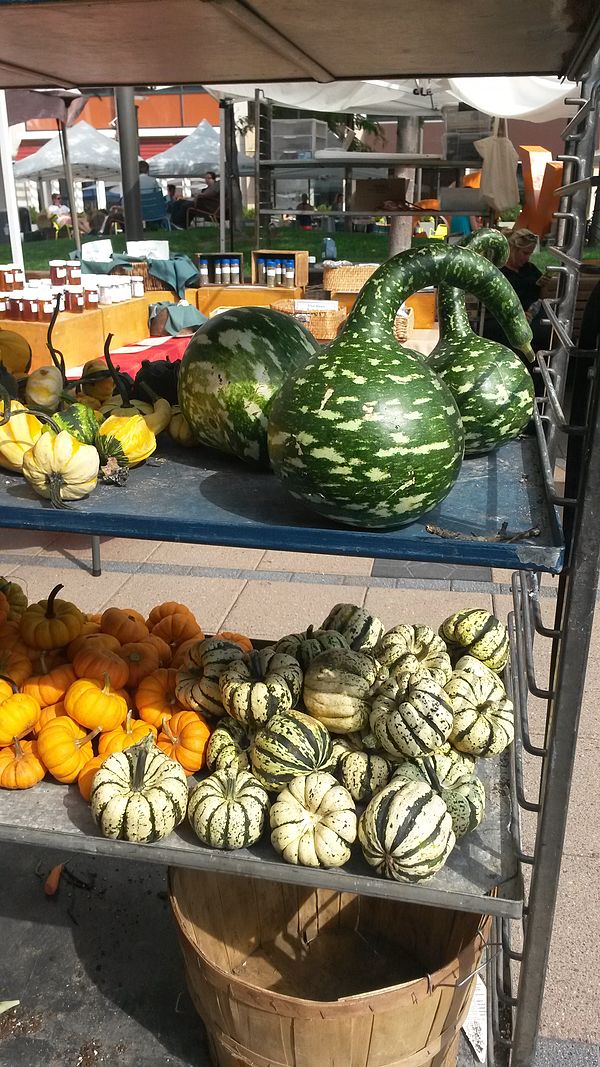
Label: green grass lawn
xmin=3 ymin=225 xmax=599 ymax=276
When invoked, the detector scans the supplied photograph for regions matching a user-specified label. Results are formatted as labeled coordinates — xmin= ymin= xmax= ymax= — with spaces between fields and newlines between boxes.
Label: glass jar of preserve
xmin=49 ymin=260 xmax=68 ymax=285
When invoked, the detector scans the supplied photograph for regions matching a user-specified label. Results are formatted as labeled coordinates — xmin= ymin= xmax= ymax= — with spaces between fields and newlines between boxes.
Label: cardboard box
xmin=351 ymin=179 xmax=408 ymax=213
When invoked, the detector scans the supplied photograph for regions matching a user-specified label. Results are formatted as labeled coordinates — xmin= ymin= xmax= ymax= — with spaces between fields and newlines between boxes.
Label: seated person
xmin=170 ymin=172 xmax=220 ymax=228
xmin=295 ymin=194 xmax=315 ymax=228
xmin=47 ymin=193 xmax=72 ymax=229
xmin=482 ymin=227 xmax=552 ymax=354
xmin=138 ymin=159 xmax=163 ymax=196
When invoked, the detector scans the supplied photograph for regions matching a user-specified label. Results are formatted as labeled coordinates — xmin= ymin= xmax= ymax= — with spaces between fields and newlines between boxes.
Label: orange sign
xmin=516 ymin=146 xmax=563 ymax=237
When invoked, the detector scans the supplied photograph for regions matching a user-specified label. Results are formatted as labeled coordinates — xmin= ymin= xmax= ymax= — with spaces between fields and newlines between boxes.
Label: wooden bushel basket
xmin=110 ymin=260 xmax=165 ymax=291
xmin=169 ymin=869 xmax=491 ymax=1067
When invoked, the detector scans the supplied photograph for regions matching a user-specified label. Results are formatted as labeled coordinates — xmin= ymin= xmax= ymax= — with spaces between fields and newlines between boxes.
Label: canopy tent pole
xmin=219 ymin=100 xmax=226 ymax=252
xmin=0 ymin=90 xmax=24 ymax=272
xmin=57 ymin=120 xmax=81 ymax=254
xmin=115 ymin=86 xmax=143 ymax=240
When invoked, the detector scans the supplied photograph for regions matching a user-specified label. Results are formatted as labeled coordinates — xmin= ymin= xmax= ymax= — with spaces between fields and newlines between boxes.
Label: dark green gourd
xmin=429 ymin=228 xmax=534 ymax=455
xmin=267 ymin=244 xmax=533 ymax=530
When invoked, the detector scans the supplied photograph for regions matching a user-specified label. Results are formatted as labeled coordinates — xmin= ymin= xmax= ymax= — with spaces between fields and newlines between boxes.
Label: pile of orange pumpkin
xmin=0 ymin=576 xmax=251 ymax=797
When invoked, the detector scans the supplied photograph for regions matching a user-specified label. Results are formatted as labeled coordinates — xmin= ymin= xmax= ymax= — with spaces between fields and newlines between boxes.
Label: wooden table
xmin=195 ymin=284 xmax=304 ymax=316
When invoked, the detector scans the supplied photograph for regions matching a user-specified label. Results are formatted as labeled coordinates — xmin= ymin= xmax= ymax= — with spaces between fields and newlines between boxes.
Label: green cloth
xmin=149 ymin=300 xmax=207 ymax=337
xmin=77 ymin=253 xmax=199 ymax=298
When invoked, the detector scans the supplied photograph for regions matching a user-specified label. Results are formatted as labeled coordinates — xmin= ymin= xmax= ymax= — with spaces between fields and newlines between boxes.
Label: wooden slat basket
xmin=272 ymin=299 xmax=347 ymax=341
xmin=322 ymin=263 xmax=379 ymax=292
xmin=393 ymin=306 xmax=415 ymax=343
xmin=110 ymin=260 xmax=165 ymax=291
xmin=169 ymin=868 xmax=491 ymax=1067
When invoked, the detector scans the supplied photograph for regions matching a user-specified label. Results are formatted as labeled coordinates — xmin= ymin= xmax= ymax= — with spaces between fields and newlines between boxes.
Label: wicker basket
xmin=322 ymin=263 xmax=379 ymax=293
xmin=393 ymin=306 xmax=415 ymax=343
xmin=170 ymin=868 xmax=491 ymax=1067
xmin=272 ymin=298 xmax=347 ymax=341
xmin=110 ymin=260 xmax=166 ymax=292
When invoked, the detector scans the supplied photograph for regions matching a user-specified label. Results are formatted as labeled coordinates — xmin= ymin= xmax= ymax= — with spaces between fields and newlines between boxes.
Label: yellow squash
xmin=22 ymin=430 xmax=100 ymax=507
xmin=0 ymin=400 xmax=44 ymax=472
xmin=96 ymin=413 xmax=156 ymax=468
xmin=25 ymin=365 xmax=64 ymax=411
xmin=0 ymin=329 xmax=32 ymax=375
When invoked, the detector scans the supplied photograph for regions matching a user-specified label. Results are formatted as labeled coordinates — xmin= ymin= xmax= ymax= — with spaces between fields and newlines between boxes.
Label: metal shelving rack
xmin=0 ymin=48 xmax=599 ymax=1067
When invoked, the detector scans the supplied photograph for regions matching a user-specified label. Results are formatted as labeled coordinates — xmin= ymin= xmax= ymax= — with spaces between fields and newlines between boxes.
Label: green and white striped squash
xmin=440 ymin=609 xmax=509 ymax=672
xmin=392 ymin=751 xmax=485 ymax=837
xmin=376 ymin=624 xmax=452 ymax=688
xmin=275 ymin=625 xmax=350 ymax=669
xmin=428 ymin=228 xmax=534 ymax=456
xmin=445 ymin=657 xmax=514 ymax=757
xmin=206 ymin=716 xmax=252 ymax=773
xmin=44 ymin=402 xmax=102 ymax=445
xmin=219 ymin=647 xmax=303 ymax=730
xmin=370 ymin=677 xmax=455 ymax=759
xmin=320 ymin=603 xmax=385 ymax=652
xmin=333 ymin=735 xmax=391 ymax=802
xmin=358 ymin=778 xmax=455 ymax=882
xmin=178 ymin=307 xmax=320 ymax=466
xmin=302 ymin=647 xmax=383 ymax=734
xmin=187 ymin=768 xmax=270 ymax=850
xmin=175 ymin=637 xmax=245 ymax=717
xmin=270 ymin=771 xmax=357 ymax=868
xmin=89 ymin=736 xmax=188 ymax=844
xmin=268 ymin=244 xmax=533 ymax=530
xmin=250 ymin=709 xmax=335 ymax=792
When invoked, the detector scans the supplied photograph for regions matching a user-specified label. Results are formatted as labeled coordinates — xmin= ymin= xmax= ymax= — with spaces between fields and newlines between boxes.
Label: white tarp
xmin=13 ymin=120 xmax=122 ymax=181
xmin=447 ymin=76 xmax=578 ymax=122
xmin=148 ymin=119 xmax=220 ymax=177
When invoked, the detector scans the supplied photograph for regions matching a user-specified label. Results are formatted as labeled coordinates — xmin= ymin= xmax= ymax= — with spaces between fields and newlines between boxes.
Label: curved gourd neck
xmin=437 ymin=285 xmax=473 ymax=339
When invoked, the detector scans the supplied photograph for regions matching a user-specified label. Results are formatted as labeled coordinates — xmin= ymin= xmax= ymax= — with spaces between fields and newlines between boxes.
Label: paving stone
xmin=372 ymin=559 xmax=492 ymax=582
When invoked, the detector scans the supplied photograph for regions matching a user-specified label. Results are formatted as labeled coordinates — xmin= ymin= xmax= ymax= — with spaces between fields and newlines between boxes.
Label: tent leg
xmin=115 ymin=86 xmax=143 ymax=240
xmin=58 ymin=120 xmax=81 ymax=254
xmin=219 ymin=100 xmax=227 ymax=253
xmin=0 ymin=89 xmax=24 ymax=272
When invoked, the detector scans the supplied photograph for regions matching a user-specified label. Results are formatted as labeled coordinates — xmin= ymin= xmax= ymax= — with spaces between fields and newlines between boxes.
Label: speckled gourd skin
xmin=268 ymin=245 xmax=533 ymax=530
xmin=428 ymin=229 xmax=534 ymax=455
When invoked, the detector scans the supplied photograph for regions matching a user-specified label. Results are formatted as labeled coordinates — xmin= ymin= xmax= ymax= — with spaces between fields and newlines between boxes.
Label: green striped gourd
xmin=219 ymin=647 xmax=303 ymax=730
xmin=206 ymin=716 xmax=252 ymax=773
xmin=440 ymin=608 xmax=509 ymax=671
xmin=358 ymin=778 xmax=455 ymax=882
xmin=320 ymin=603 xmax=385 ymax=653
xmin=392 ymin=749 xmax=485 ymax=837
xmin=428 ymin=229 xmax=534 ymax=455
xmin=333 ymin=735 xmax=391 ymax=802
xmin=250 ymin=709 xmax=335 ymax=792
xmin=270 ymin=770 xmax=357 ymax=868
xmin=178 ymin=307 xmax=320 ymax=466
xmin=89 ymin=737 xmax=188 ymax=844
xmin=187 ymin=768 xmax=270 ymax=850
xmin=376 ymin=623 xmax=452 ymax=689
xmin=275 ymin=625 xmax=350 ymax=669
xmin=446 ymin=656 xmax=514 ymax=757
xmin=268 ymin=244 xmax=533 ymax=529
xmin=44 ymin=402 xmax=102 ymax=445
xmin=370 ymin=677 xmax=455 ymax=759
xmin=175 ymin=637 xmax=245 ymax=717
xmin=302 ymin=647 xmax=383 ymax=734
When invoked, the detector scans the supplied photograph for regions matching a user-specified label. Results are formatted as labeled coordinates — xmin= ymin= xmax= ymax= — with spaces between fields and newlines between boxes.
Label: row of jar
xmin=0 ymin=277 xmax=146 ymax=321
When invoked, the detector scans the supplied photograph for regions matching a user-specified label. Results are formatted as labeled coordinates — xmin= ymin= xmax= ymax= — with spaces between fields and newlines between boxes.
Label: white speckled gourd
xmin=187 ymin=768 xmax=270 ymax=850
xmin=370 ymin=676 xmax=455 ymax=759
xmin=175 ymin=637 xmax=245 ymax=717
xmin=275 ymin=625 xmax=350 ymax=669
xmin=270 ymin=770 xmax=357 ymax=868
xmin=445 ymin=656 xmax=514 ymax=757
xmin=302 ymin=647 xmax=384 ymax=734
xmin=206 ymin=716 xmax=253 ymax=773
xmin=392 ymin=749 xmax=485 ymax=837
xmin=320 ymin=603 xmax=385 ymax=653
xmin=333 ymin=734 xmax=391 ymax=802
xmin=376 ymin=623 xmax=453 ymax=689
xmin=358 ymin=777 xmax=455 ymax=882
xmin=268 ymin=244 xmax=533 ymax=529
xmin=219 ymin=647 xmax=303 ymax=730
xmin=440 ymin=608 xmax=509 ymax=672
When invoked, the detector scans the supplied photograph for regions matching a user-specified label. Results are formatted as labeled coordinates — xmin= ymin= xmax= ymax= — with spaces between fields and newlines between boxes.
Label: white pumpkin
xmin=270 ymin=771 xmax=357 ymax=868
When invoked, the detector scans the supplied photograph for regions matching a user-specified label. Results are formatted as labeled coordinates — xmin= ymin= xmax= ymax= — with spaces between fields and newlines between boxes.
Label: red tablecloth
xmin=67 ymin=335 xmax=190 ymax=381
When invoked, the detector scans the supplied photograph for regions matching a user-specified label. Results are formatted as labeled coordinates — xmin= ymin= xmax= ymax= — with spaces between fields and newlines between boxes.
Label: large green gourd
xmin=268 ymin=245 xmax=533 ymax=529
xmin=428 ymin=228 xmax=534 ymax=455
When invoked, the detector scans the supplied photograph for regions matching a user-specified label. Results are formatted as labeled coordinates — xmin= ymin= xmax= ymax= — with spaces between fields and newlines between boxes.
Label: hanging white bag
xmin=474 ymin=117 xmax=520 ymax=213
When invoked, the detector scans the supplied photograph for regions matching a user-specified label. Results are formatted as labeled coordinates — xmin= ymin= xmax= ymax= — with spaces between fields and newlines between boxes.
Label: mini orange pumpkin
xmin=134 ymin=668 xmax=181 ymax=727
xmin=116 ymin=641 xmax=160 ymax=688
xmin=78 ymin=753 xmax=108 ymax=801
xmin=72 ymin=646 xmax=129 ymax=690
xmin=0 ymin=737 xmax=46 ymax=789
xmin=67 ymin=630 xmax=120 ymax=661
xmin=143 ymin=633 xmax=172 ymax=667
xmin=0 ymin=644 xmax=32 ymax=686
xmin=33 ymin=701 xmax=68 ymax=735
xmin=23 ymin=661 xmax=76 ymax=708
xmin=0 ymin=621 xmax=29 ymax=652
xmin=157 ymin=710 xmax=211 ymax=774
xmin=19 ymin=584 xmax=84 ymax=650
xmin=64 ymin=675 xmax=127 ymax=733
xmin=146 ymin=601 xmax=196 ymax=628
xmin=37 ymin=716 xmax=100 ymax=783
xmin=98 ymin=709 xmax=157 ymax=755
xmin=0 ymin=678 xmax=40 ymax=746
xmin=100 ymin=606 xmax=149 ymax=644
xmin=151 ymin=612 xmax=203 ymax=649
xmin=170 ymin=637 xmax=201 ymax=669
xmin=216 ymin=631 xmax=254 ymax=653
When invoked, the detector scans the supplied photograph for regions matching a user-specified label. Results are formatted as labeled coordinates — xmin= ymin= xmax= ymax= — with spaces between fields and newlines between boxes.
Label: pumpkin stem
xmin=46 ymin=294 xmax=67 ymax=386
xmin=160 ymin=715 xmax=177 ymax=743
xmin=0 ymin=674 xmax=18 ymax=694
xmin=132 ymin=736 xmax=155 ymax=789
xmin=48 ymin=472 xmax=74 ymax=510
xmin=0 ymin=387 xmax=13 ymax=428
xmin=12 ymin=736 xmax=24 ymax=757
xmin=422 ymin=756 xmax=443 ymax=795
xmin=101 ymin=672 xmax=114 ymax=695
xmin=124 ymin=709 xmax=133 ymax=733
xmin=45 ymin=585 xmax=64 ymax=620
xmin=103 ymin=334 xmax=130 ymax=407
xmin=76 ymin=726 xmax=102 ymax=748
xmin=247 ymin=650 xmax=263 ymax=680
xmin=305 ymin=625 xmax=314 ymax=638
xmin=138 ymin=381 xmax=160 ymax=404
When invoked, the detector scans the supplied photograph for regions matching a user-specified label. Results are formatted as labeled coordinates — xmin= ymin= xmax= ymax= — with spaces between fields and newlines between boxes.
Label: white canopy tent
xmin=13 ymin=120 xmax=122 ymax=182
xmin=148 ymin=118 xmax=254 ymax=178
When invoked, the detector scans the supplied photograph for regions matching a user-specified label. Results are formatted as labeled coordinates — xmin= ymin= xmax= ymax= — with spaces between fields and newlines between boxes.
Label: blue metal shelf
xmin=0 ymin=436 xmax=564 ymax=573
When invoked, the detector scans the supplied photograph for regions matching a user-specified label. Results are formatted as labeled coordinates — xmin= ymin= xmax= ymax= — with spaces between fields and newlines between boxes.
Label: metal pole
xmin=0 ymin=89 xmax=24 ymax=272
xmin=219 ymin=100 xmax=226 ymax=253
xmin=58 ymin=121 xmax=81 ymax=255
xmin=115 ymin=86 xmax=143 ymax=240
xmin=254 ymin=88 xmax=261 ymax=251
